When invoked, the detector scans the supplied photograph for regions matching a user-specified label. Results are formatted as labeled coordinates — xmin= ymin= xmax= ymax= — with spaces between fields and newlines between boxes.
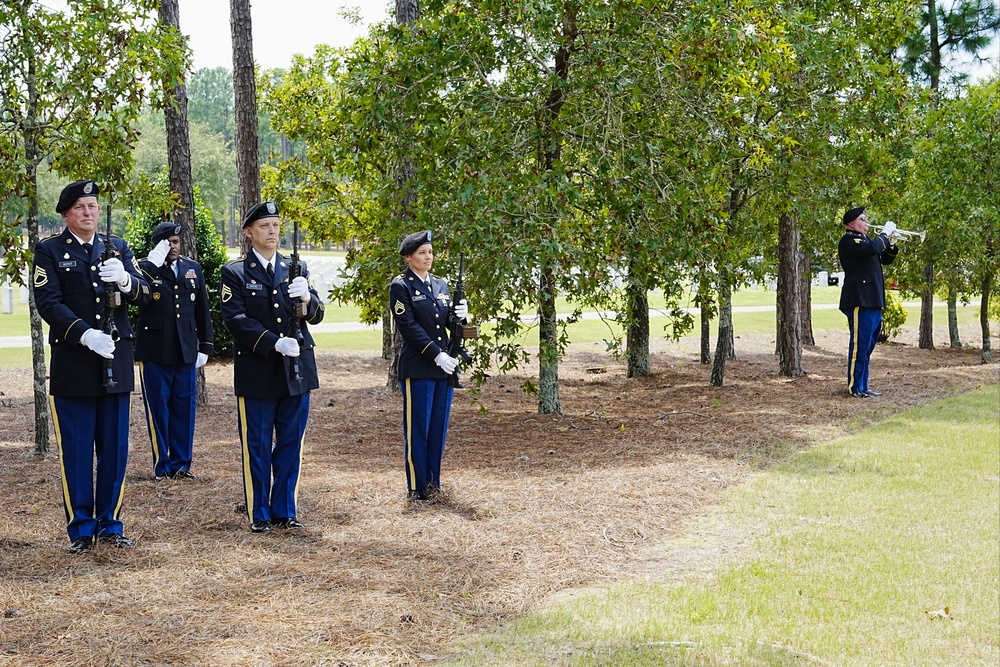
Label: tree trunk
xmin=981 ymin=273 xmax=992 ymax=364
xmin=533 ymin=4 xmax=575 ymax=413
xmin=386 ymin=0 xmax=420 ymax=392
xmin=799 ymin=248 xmax=814 ymax=346
xmin=625 ymin=272 xmax=649 ymax=378
xmin=777 ymin=213 xmax=803 ymax=376
xmin=230 ymin=0 xmax=260 ymax=254
xmin=160 ymin=0 xmax=208 ymax=404
xmin=919 ymin=259 xmax=935 ymax=349
xmin=947 ymin=282 xmax=961 ymax=348
xmin=710 ymin=270 xmax=732 ymax=387
xmin=25 ymin=50 xmax=50 ymax=455
xmin=698 ymin=275 xmax=712 ymax=364
xmin=538 ymin=266 xmax=561 ymax=414
xmin=382 ymin=305 xmax=393 ymax=360
xmin=27 ymin=168 xmax=50 ymax=455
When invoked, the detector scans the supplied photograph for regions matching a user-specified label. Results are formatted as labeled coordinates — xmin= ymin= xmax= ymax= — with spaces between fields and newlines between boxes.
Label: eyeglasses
xmin=857 ymin=216 xmax=868 ymax=222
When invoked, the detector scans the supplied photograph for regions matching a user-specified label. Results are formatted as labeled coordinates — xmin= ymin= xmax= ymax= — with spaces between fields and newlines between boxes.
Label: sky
xmin=176 ymin=0 xmax=391 ymax=71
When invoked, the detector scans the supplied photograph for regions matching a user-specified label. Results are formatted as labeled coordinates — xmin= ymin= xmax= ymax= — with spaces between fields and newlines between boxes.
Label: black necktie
xmin=82 ymin=243 xmax=92 ymax=255
xmin=266 ymin=264 xmax=274 ymax=280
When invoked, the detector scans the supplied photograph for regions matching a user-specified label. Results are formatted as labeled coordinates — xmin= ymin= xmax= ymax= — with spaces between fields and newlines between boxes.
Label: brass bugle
xmin=871 ymin=224 xmax=926 ymax=242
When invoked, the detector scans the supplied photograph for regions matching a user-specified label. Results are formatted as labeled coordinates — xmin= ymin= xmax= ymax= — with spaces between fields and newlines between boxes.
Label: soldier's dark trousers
xmin=139 ymin=360 xmax=197 ymax=477
xmin=842 ymin=305 xmax=882 ymax=395
xmin=400 ymin=377 xmax=453 ymax=495
xmin=50 ymin=393 xmax=131 ymax=541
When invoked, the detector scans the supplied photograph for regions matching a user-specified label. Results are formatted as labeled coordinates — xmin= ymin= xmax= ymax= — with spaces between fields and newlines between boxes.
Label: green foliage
xmin=880 ymin=290 xmax=908 ymax=342
xmin=124 ymin=177 xmax=233 ymax=358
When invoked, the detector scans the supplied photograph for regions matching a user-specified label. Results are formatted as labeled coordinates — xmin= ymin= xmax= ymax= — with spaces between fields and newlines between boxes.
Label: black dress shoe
xmin=172 ymin=470 xmax=199 ymax=480
xmin=851 ymin=391 xmax=870 ymax=399
xmin=98 ymin=534 xmax=134 ymax=549
xmin=409 ymin=490 xmax=430 ymax=503
xmin=273 ymin=518 xmax=306 ymax=529
xmin=154 ymin=473 xmax=170 ymax=482
xmin=69 ymin=536 xmax=94 ymax=554
xmin=250 ymin=521 xmax=272 ymax=533
xmin=864 ymin=389 xmax=882 ymax=397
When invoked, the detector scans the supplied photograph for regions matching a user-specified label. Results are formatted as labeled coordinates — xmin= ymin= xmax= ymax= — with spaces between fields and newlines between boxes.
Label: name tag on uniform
xmin=413 ymin=293 xmax=427 ymax=301
xmin=152 ymin=279 xmax=164 ymax=287
xmin=246 ymin=283 xmax=263 ymax=291
xmin=58 ymin=261 xmax=77 ymax=268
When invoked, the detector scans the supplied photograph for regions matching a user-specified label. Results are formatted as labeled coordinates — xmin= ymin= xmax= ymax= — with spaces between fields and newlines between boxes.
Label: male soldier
xmin=136 ymin=221 xmax=214 ymax=481
xmin=32 ymin=180 xmax=150 ymax=554
xmin=838 ymin=206 xmax=900 ymax=398
xmin=220 ymin=202 xmax=324 ymax=533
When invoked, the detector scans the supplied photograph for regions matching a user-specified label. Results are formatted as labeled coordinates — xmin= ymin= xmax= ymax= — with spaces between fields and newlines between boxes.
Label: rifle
xmin=100 ymin=191 xmax=121 ymax=387
xmin=286 ymin=218 xmax=306 ymax=383
xmin=447 ymin=253 xmax=478 ymax=388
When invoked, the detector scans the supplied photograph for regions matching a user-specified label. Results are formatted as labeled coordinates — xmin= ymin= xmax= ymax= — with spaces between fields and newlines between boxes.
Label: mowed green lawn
xmin=447 ymin=384 xmax=1000 ymax=666
xmin=0 ymin=284 xmax=986 ymax=365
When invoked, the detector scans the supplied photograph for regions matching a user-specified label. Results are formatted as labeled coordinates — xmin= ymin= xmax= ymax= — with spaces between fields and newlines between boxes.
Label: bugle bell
xmin=871 ymin=223 xmax=926 ymax=242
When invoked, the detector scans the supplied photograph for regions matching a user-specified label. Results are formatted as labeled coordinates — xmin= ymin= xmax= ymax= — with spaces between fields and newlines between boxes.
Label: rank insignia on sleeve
xmin=33 ymin=265 xmax=48 ymax=287
xmin=222 ymin=284 xmax=233 ymax=303
xmin=394 ymin=300 xmax=405 ymax=315
xmin=132 ymin=257 xmax=141 ymax=271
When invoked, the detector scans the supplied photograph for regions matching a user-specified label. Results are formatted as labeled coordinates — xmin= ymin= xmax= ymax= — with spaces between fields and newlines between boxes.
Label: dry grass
xmin=0 ymin=326 xmax=996 ymax=666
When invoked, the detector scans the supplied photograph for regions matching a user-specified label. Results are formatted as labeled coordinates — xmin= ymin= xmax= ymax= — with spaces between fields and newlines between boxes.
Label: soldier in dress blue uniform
xmin=838 ymin=206 xmax=900 ymax=398
xmin=220 ymin=202 xmax=324 ymax=533
xmin=136 ymin=222 xmax=214 ymax=481
xmin=31 ymin=180 xmax=151 ymax=554
xmin=389 ymin=230 xmax=469 ymax=503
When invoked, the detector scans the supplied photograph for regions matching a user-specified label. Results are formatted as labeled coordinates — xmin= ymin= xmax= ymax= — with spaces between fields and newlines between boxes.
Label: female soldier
xmin=389 ymin=230 xmax=468 ymax=502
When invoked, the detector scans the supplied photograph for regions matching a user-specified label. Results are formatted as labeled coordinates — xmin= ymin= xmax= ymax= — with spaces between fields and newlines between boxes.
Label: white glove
xmin=453 ymin=299 xmax=468 ymax=320
xmin=275 ymin=337 xmax=300 ymax=357
xmin=288 ymin=276 xmax=311 ymax=304
xmin=80 ymin=328 xmax=116 ymax=359
xmin=434 ymin=352 xmax=459 ymax=374
xmin=147 ymin=239 xmax=170 ymax=267
xmin=196 ymin=352 xmax=209 ymax=368
xmin=888 ymin=231 xmax=901 ymax=245
xmin=98 ymin=257 xmax=131 ymax=289
xmin=880 ymin=220 xmax=896 ymax=237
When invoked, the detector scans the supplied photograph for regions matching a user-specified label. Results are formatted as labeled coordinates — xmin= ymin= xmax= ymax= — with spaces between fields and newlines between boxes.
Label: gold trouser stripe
xmin=848 ymin=307 xmax=860 ymax=392
xmin=139 ymin=362 xmax=161 ymax=470
xmin=238 ymin=397 xmax=255 ymax=519
xmin=294 ymin=418 xmax=307 ymax=508
xmin=49 ymin=396 xmax=74 ymax=525
xmin=404 ymin=379 xmax=417 ymax=491
xmin=110 ymin=399 xmax=131 ymax=520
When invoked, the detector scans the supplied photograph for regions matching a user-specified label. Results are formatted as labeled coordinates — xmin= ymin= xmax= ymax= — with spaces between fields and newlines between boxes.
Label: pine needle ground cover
xmin=0 ymin=326 xmax=996 ymax=666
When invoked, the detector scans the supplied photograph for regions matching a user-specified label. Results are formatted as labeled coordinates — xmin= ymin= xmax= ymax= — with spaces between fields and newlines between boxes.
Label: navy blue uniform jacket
xmin=32 ymin=229 xmax=151 ymax=395
xmin=136 ymin=256 xmax=214 ymax=364
xmin=220 ymin=252 xmax=324 ymax=398
xmin=390 ymin=268 xmax=454 ymax=380
xmin=838 ymin=230 xmax=899 ymax=310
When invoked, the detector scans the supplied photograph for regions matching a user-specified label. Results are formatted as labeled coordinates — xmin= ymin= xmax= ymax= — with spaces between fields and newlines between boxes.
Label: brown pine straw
xmin=1 ymin=327 xmax=996 ymax=666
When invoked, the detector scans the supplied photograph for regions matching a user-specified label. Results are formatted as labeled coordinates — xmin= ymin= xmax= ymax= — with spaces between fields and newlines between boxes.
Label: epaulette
xmin=392 ymin=273 xmax=406 ymax=284
xmin=38 ymin=232 xmax=63 ymax=243
xmin=225 ymin=257 xmax=245 ymax=266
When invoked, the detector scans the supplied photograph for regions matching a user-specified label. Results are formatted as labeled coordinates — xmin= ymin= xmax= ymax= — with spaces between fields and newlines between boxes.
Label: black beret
xmin=399 ymin=230 xmax=433 ymax=255
xmin=242 ymin=201 xmax=279 ymax=228
xmin=151 ymin=221 xmax=182 ymax=245
xmin=842 ymin=206 xmax=865 ymax=224
xmin=56 ymin=180 xmax=99 ymax=214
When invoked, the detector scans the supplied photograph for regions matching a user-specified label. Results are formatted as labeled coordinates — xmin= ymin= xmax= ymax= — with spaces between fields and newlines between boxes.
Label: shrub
xmin=880 ymin=290 xmax=907 ymax=343
xmin=124 ymin=179 xmax=233 ymax=359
